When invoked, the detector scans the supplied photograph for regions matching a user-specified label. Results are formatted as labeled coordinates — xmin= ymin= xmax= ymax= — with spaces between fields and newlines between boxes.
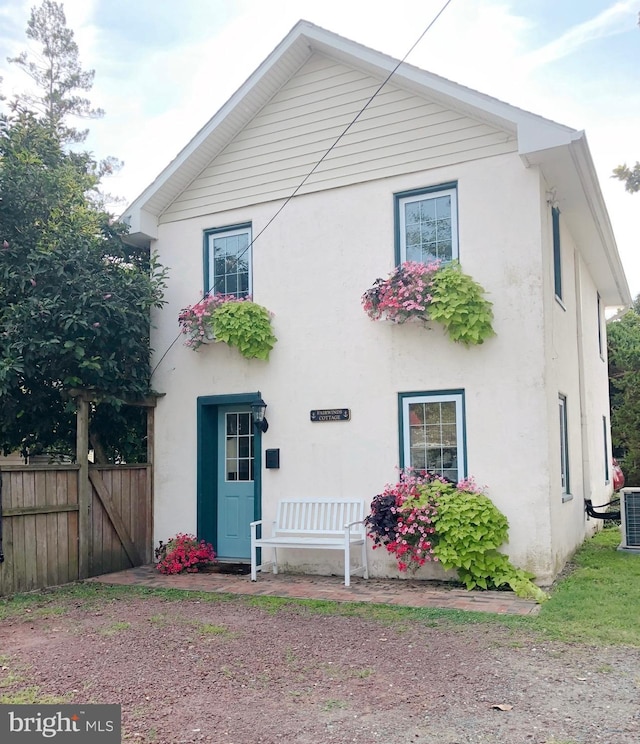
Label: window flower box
xmin=178 ymin=293 xmax=276 ymax=359
xmin=361 ymin=260 xmax=494 ymax=346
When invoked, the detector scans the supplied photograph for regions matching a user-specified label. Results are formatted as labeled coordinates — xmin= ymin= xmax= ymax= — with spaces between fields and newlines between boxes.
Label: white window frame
xmin=397 ymin=186 xmax=459 ymax=264
xmin=206 ymin=224 xmax=252 ymax=297
xmin=401 ymin=391 xmax=466 ymax=482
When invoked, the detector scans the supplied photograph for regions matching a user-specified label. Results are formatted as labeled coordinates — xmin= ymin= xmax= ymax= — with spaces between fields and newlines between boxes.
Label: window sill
xmin=562 ymin=492 xmax=573 ymax=503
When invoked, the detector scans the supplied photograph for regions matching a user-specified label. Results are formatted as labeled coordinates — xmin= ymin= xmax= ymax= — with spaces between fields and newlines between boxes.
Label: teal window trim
xmin=394 ymin=182 xmax=458 ymax=266
xmin=603 ymin=415 xmax=610 ymax=484
xmin=597 ymin=293 xmax=604 ymax=359
xmin=398 ymin=389 xmax=467 ymax=481
xmin=559 ymin=393 xmax=571 ymax=500
xmin=202 ymin=222 xmax=252 ymax=297
xmin=196 ymin=391 xmax=263 ymax=545
xmin=552 ymin=207 xmax=562 ymax=301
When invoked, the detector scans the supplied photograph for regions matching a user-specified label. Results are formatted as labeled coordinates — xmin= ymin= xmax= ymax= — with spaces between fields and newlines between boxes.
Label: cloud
xmin=521 ymin=0 xmax=639 ymax=71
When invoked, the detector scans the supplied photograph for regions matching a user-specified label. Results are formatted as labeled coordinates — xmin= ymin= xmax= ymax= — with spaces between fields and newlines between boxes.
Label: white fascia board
xmin=567 ymin=134 xmax=631 ymax=307
xmin=121 ymin=21 xmax=315 ymax=224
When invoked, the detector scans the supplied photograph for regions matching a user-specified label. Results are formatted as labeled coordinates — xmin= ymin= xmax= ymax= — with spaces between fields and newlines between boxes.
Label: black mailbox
xmin=265 ymin=449 xmax=280 ymax=469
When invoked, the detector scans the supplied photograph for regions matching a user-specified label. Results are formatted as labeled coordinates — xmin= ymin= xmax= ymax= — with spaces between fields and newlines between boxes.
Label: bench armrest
xmin=345 ymin=519 xmax=364 ymax=530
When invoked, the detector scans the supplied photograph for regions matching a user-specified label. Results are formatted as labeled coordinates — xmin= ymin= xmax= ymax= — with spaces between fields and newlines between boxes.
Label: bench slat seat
xmin=250 ymin=499 xmax=369 ymax=587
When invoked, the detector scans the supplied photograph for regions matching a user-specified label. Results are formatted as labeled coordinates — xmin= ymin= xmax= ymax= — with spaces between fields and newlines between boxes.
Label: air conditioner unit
xmin=619 ymin=488 xmax=640 ymax=553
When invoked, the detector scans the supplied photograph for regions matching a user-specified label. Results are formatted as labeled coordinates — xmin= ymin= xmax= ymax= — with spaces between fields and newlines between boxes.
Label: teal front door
xmin=216 ymin=405 xmax=255 ymax=560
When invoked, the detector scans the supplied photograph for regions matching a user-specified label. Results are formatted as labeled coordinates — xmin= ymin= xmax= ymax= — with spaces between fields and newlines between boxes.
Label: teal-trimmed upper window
xmin=204 ymin=224 xmax=252 ymax=297
xmin=552 ymin=206 xmax=562 ymax=300
xmin=399 ymin=389 xmax=466 ymax=483
xmin=395 ymin=184 xmax=458 ymax=265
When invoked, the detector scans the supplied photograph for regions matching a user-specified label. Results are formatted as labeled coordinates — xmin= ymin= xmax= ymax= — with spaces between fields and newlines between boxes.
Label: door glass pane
xmin=225 ymin=412 xmax=254 ymax=482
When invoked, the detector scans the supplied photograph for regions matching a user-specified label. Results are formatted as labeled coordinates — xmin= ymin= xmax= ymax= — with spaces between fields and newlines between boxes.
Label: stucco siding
xmin=160 ymin=54 xmax=516 ymax=223
xmin=538 ymin=183 xmax=614 ymax=577
xmin=151 ymin=152 xmax=559 ymax=582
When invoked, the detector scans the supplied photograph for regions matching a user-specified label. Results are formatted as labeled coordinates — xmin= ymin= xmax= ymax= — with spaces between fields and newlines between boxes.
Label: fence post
xmin=76 ymin=396 xmax=90 ymax=579
xmin=146 ymin=406 xmax=155 ymax=563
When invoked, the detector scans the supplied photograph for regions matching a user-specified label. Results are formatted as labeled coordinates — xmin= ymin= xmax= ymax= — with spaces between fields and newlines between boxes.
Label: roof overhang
xmin=121 ymin=20 xmax=630 ymax=307
xmin=520 ymin=131 xmax=631 ymax=307
xmin=121 ymin=20 xmax=574 ymax=240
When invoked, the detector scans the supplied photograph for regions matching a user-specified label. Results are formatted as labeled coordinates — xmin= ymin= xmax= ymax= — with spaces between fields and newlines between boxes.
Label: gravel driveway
xmin=0 ymin=590 xmax=638 ymax=743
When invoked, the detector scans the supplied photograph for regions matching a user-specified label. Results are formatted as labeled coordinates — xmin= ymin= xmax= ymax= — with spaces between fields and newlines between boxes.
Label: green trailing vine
xmin=428 ymin=262 xmax=495 ymax=346
xmin=431 ymin=488 xmax=548 ymax=602
xmin=212 ymin=300 xmax=277 ymax=360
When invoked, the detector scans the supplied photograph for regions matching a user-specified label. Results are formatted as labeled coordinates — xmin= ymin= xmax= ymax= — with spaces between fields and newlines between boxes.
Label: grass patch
xmin=0 ymin=686 xmax=70 ymax=704
xmin=528 ymin=528 xmax=640 ymax=646
xmin=1 ymin=528 xmax=637 ymax=647
xmin=196 ymin=622 xmax=231 ymax=637
xmin=321 ymin=699 xmax=348 ymax=711
xmin=99 ymin=621 xmax=131 ymax=636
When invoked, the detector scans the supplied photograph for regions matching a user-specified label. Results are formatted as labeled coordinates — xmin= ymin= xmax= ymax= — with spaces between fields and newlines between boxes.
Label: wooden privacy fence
xmin=0 ymin=463 xmax=152 ymax=597
xmin=0 ymin=393 xmax=156 ymax=597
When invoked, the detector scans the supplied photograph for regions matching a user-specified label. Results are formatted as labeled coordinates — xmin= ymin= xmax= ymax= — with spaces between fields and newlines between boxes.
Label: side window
xmin=552 ymin=206 xmax=562 ymax=301
xmin=396 ymin=185 xmax=458 ymax=265
xmin=204 ymin=224 xmax=252 ymax=297
xmin=400 ymin=391 xmax=466 ymax=483
xmin=597 ymin=293 xmax=604 ymax=358
xmin=603 ymin=416 xmax=609 ymax=484
xmin=559 ymin=394 xmax=570 ymax=497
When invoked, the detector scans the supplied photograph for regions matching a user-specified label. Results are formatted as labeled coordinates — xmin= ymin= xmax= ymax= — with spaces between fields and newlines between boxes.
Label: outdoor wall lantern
xmin=251 ymin=396 xmax=269 ymax=433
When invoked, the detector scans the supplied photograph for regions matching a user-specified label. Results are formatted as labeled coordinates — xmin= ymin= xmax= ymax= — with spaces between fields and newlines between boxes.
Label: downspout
xmin=573 ymin=255 xmax=592 ymax=514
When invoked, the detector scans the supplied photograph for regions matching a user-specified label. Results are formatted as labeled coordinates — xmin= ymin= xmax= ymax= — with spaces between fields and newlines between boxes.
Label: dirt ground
xmin=0 ymin=591 xmax=638 ymax=744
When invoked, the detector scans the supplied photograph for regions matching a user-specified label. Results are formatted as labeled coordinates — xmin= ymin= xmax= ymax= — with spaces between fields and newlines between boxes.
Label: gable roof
xmin=123 ymin=20 xmax=630 ymax=307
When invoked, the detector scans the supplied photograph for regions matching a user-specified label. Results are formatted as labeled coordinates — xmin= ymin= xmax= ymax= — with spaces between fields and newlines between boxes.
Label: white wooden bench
xmin=250 ymin=499 xmax=368 ymax=587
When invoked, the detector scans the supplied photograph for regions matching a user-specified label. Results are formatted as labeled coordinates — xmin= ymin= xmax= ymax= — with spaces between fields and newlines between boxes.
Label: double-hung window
xmin=559 ymin=394 xmax=570 ymax=498
xmin=400 ymin=391 xmax=466 ymax=483
xmin=602 ymin=416 xmax=609 ymax=484
xmin=204 ymin=224 xmax=252 ymax=297
xmin=396 ymin=184 xmax=458 ymax=265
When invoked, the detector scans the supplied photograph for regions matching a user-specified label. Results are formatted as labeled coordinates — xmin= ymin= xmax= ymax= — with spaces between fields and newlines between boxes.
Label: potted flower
xmin=155 ymin=533 xmax=216 ymax=574
xmin=362 ymin=261 xmax=494 ymax=345
xmin=178 ymin=293 xmax=277 ymax=359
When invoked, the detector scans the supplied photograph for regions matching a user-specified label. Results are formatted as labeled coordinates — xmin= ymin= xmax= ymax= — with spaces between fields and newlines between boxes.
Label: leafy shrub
xmin=366 ymin=471 xmax=548 ymax=601
xmin=212 ymin=299 xmax=277 ymax=360
xmin=428 ymin=263 xmax=495 ymax=345
xmin=155 ymin=533 xmax=216 ymax=575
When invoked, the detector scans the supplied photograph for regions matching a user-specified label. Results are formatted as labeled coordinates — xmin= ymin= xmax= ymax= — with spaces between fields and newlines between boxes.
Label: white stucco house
xmin=124 ymin=21 xmax=630 ymax=586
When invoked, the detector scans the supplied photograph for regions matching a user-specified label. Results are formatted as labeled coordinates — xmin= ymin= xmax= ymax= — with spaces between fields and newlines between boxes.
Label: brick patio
xmin=89 ymin=564 xmax=541 ymax=616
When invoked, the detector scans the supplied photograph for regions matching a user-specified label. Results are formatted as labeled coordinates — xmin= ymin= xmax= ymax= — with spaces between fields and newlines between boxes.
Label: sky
xmin=1 ymin=0 xmax=639 ymax=297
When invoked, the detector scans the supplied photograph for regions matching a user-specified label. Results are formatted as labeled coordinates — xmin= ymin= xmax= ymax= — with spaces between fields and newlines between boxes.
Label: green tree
xmin=612 ymin=163 xmax=640 ymax=194
xmin=7 ymin=0 xmax=104 ymax=143
xmin=612 ymin=13 xmax=639 ymax=194
xmin=0 ymin=110 xmax=166 ymax=462
xmin=608 ymin=297 xmax=640 ymax=485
